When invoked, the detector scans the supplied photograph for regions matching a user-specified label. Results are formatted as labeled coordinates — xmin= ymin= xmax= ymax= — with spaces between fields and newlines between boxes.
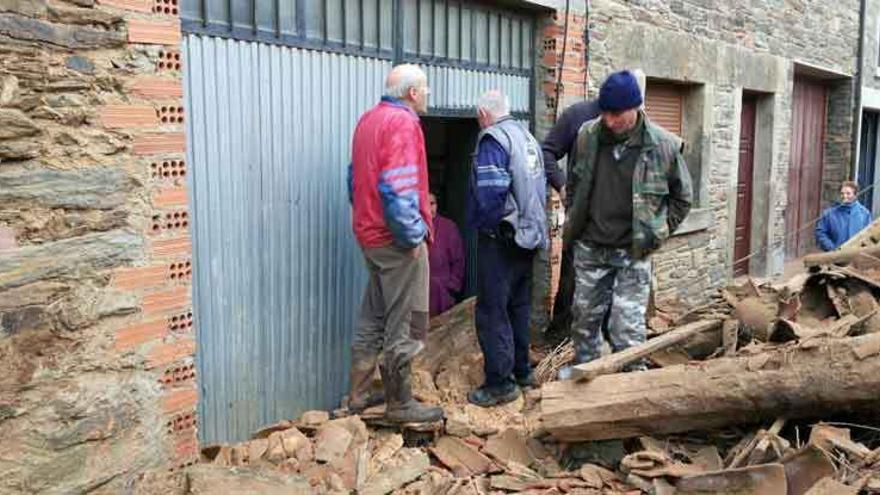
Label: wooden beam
xmin=541 ymin=333 xmax=880 ymax=442
xmin=570 ymin=319 xmax=722 ymax=381
xmin=803 ymin=245 xmax=880 ymax=267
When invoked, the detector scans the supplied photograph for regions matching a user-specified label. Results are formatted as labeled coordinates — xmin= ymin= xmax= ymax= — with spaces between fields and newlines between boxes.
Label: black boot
xmin=382 ymin=362 xmax=444 ymax=424
xmin=346 ymin=350 xmax=384 ymax=414
xmin=468 ymin=379 xmax=520 ymax=407
xmin=514 ymin=371 xmax=536 ymax=389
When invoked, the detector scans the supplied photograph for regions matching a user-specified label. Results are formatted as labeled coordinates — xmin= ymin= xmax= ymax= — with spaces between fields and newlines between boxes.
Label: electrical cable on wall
xmin=732 ymin=183 xmax=879 ymax=267
xmin=584 ymin=0 xmax=590 ymax=98
xmin=554 ymin=0 xmax=571 ymax=121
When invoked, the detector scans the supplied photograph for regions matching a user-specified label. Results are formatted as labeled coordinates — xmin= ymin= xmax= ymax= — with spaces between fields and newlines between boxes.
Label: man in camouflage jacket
xmin=560 ymin=70 xmax=693 ymax=377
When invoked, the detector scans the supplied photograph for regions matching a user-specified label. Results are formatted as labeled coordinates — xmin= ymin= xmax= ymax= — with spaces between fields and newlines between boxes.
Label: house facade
xmin=0 ymin=0 xmax=860 ymax=490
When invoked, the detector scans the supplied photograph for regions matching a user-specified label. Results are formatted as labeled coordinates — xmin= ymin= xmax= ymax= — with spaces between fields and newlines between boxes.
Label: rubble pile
xmin=181 ymin=236 xmax=880 ymax=494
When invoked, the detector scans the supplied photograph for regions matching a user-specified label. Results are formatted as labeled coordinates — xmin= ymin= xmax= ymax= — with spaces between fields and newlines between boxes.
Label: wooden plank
xmin=570 ymin=319 xmax=722 ymax=381
xmin=541 ymin=334 xmax=880 ymax=442
xmin=803 ymin=245 xmax=880 ymax=267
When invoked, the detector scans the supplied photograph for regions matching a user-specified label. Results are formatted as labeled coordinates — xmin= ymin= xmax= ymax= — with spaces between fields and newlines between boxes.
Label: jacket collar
xmin=380 ymin=96 xmax=417 ymax=117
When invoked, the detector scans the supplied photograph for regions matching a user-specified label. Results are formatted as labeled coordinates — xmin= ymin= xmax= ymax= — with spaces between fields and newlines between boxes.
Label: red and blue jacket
xmin=349 ymin=96 xmax=433 ymax=249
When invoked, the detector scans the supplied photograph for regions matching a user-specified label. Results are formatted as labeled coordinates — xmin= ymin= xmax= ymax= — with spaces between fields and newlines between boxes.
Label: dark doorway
xmin=735 ymin=95 xmax=757 ymax=276
xmin=786 ymin=77 xmax=828 ymax=259
xmin=422 ymin=117 xmax=481 ymax=299
xmin=858 ymin=110 xmax=879 ymax=213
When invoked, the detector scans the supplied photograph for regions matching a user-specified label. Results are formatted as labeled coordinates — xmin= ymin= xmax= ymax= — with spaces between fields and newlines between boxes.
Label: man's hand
xmin=558 ymin=186 xmax=566 ymax=204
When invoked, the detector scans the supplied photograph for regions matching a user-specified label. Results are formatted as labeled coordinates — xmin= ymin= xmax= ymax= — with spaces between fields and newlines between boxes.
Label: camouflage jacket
xmin=563 ymin=112 xmax=693 ymax=258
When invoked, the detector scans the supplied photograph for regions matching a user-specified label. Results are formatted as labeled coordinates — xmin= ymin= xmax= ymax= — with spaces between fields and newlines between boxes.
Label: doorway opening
xmin=422 ymin=116 xmax=481 ymax=300
xmin=858 ymin=110 xmax=879 ymax=214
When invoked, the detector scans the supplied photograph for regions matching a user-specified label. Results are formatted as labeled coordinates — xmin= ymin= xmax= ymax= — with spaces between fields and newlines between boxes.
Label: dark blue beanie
xmin=598 ymin=70 xmax=643 ymax=112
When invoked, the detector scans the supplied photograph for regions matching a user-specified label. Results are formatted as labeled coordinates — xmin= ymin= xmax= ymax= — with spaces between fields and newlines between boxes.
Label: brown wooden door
xmin=735 ymin=96 xmax=757 ymax=276
xmin=645 ymin=82 xmax=683 ymax=135
xmin=786 ymin=78 xmax=827 ymax=259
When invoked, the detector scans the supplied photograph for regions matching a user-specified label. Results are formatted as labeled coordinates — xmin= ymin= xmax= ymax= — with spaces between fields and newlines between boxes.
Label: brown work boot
xmin=347 ymin=351 xmax=384 ymax=414
xmin=382 ymin=363 xmax=443 ymax=424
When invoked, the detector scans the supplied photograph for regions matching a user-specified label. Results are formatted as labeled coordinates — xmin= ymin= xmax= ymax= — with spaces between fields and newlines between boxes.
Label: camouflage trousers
xmin=571 ymin=241 xmax=651 ymax=365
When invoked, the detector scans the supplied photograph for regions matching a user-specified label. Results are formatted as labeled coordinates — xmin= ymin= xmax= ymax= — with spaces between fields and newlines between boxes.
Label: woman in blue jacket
xmin=815 ymin=181 xmax=872 ymax=251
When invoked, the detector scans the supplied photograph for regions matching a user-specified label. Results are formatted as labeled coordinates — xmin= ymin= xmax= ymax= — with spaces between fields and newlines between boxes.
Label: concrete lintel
xmin=865 ymin=85 xmax=880 ymax=110
xmin=793 ymin=61 xmax=852 ymax=80
xmin=673 ymin=208 xmax=713 ymax=236
xmin=607 ymin=24 xmax=785 ymax=94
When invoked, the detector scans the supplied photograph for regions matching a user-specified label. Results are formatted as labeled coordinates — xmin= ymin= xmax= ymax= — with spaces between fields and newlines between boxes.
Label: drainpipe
xmin=852 ymin=0 xmax=867 ymax=180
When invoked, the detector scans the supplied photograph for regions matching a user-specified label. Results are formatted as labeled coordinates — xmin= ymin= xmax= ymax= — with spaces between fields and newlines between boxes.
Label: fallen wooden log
xmin=415 ymin=297 xmax=477 ymax=377
xmin=541 ymin=333 xmax=880 ymax=442
xmin=570 ymin=319 xmax=722 ymax=381
xmin=803 ymin=245 xmax=880 ymax=267
xmin=840 ymin=215 xmax=880 ymax=250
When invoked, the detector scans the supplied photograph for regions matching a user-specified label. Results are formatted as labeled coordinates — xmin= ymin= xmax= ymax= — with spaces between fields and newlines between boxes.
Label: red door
xmin=734 ymin=96 xmax=757 ymax=276
xmin=786 ymin=78 xmax=828 ymax=259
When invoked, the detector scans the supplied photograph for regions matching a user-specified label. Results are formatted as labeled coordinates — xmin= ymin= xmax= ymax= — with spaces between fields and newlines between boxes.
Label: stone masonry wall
xmin=584 ymin=0 xmax=858 ymax=305
xmin=587 ymin=0 xmax=858 ymax=86
xmin=0 ymin=0 xmax=196 ymax=492
xmin=863 ymin=0 xmax=880 ymax=92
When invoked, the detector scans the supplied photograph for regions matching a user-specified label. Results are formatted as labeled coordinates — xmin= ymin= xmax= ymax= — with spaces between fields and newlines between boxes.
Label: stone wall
xmin=587 ymin=0 xmax=858 ymax=85
xmin=582 ymin=0 xmax=858 ymax=305
xmin=862 ymin=0 xmax=880 ymax=92
xmin=825 ymin=81 xmax=856 ymax=202
xmin=0 ymin=0 xmax=196 ymax=491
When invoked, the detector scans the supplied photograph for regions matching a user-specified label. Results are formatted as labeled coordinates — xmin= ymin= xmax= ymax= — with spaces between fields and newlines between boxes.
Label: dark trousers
xmin=475 ymin=235 xmax=535 ymax=387
xmin=547 ymin=244 xmax=575 ymax=339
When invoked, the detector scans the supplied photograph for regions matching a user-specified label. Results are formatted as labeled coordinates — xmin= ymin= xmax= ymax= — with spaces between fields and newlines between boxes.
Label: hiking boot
xmin=347 ymin=350 xmax=385 ymax=414
xmin=514 ymin=371 xmax=537 ymax=389
xmin=382 ymin=362 xmax=444 ymax=424
xmin=467 ymin=381 xmax=520 ymax=408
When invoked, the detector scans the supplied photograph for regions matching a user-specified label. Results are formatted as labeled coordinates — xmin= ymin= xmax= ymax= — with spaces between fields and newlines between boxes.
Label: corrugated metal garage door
xmin=181 ymin=0 xmax=538 ymax=443
xmin=183 ymin=35 xmax=386 ymax=443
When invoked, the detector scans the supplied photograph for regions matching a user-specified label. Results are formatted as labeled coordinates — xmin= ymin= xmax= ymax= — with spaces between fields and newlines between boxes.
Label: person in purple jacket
xmin=815 ymin=181 xmax=872 ymax=251
xmin=428 ymin=193 xmax=465 ymax=316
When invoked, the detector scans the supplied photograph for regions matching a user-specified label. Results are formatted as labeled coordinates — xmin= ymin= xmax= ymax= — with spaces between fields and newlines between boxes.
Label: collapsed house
xmin=132 ymin=223 xmax=880 ymax=494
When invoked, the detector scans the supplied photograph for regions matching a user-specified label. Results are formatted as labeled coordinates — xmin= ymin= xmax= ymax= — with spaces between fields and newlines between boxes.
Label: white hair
xmin=631 ymin=68 xmax=646 ymax=105
xmin=477 ymin=90 xmax=510 ymax=119
xmin=385 ymin=64 xmax=427 ymax=98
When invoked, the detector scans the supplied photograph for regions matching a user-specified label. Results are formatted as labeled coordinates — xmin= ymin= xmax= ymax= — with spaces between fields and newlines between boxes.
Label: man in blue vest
xmin=815 ymin=181 xmax=872 ymax=251
xmin=466 ymin=90 xmax=548 ymax=407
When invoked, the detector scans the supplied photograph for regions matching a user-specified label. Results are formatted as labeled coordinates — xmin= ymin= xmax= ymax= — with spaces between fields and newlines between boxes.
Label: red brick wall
xmin=0 ymin=0 xmax=197 ymax=488
xmin=536 ymin=10 xmax=588 ymax=318
xmin=102 ymin=0 xmax=198 ymax=472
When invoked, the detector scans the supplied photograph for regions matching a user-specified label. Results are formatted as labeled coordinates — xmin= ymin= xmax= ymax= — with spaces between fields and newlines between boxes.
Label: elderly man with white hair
xmin=346 ymin=63 xmax=443 ymax=424
xmin=466 ymin=89 xmax=548 ymax=407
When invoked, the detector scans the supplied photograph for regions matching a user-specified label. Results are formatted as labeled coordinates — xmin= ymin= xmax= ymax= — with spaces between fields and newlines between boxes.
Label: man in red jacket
xmin=347 ymin=64 xmax=443 ymax=424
